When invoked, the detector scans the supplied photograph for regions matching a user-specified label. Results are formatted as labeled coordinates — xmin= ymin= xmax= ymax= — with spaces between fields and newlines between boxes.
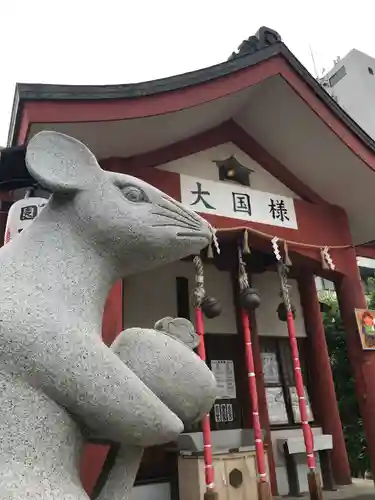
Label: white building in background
xmin=316 ymin=257 xmax=375 ymax=295
xmin=317 ymin=51 xmax=375 ymax=296
xmin=357 ymin=257 xmax=375 ymax=293
xmin=320 ymin=49 xmax=375 ymax=139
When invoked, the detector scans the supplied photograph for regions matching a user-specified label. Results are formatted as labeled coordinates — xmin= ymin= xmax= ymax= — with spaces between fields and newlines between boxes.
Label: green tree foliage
xmin=322 ymin=296 xmax=371 ymax=477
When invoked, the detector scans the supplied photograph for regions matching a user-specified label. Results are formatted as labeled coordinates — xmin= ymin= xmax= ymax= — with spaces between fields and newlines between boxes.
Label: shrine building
xmin=3 ymin=26 xmax=375 ymax=500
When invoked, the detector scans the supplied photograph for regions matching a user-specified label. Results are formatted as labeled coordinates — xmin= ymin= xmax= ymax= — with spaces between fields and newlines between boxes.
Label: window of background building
xmin=260 ymin=338 xmax=313 ymax=427
xmin=357 ymin=257 xmax=375 ymax=294
xmin=315 ymin=276 xmax=335 ymax=291
xmin=329 ymin=65 xmax=347 ymax=87
xmin=359 ymin=267 xmax=375 ymax=293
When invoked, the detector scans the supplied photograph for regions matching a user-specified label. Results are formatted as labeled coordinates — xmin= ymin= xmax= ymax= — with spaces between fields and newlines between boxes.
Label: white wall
xmin=158 ymin=142 xmax=299 ymax=198
xmin=123 ymin=260 xmax=237 ymax=334
xmin=323 ymin=49 xmax=375 ymax=139
xmin=131 ymin=482 xmax=171 ymax=500
xmin=124 ymin=266 xmax=306 ymax=338
xmin=252 ymin=271 xmax=306 ymax=338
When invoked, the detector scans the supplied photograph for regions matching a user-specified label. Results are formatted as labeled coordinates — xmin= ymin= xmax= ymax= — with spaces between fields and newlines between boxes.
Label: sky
xmin=1 ymin=0 xmax=374 ymax=145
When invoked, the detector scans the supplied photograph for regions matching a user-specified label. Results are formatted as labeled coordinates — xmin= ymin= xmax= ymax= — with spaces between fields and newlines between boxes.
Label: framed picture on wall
xmin=355 ymin=309 xmax=375 ymax=350
xmin=210 ymin=360 xmax=237 ymax=399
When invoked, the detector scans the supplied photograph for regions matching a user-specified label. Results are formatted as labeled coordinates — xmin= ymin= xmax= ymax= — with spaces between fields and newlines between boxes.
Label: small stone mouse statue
xmin=0 ymin=131 xmax=217 ymax=499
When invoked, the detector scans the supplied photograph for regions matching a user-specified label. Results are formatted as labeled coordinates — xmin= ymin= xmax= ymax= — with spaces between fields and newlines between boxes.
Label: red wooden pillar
xmin=297 ymin=271 xmax=351 ymax=485
xmin=80 ymin=280 xmax=124 ymax=495
xmin=102 ymin=280 xmax=124 ymax=346
xmin=335 ymin=247 xmax=375 ymax=477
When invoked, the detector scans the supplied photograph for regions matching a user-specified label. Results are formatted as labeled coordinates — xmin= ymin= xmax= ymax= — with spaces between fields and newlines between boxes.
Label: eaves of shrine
xmin=5 ymin=26 xmax=375 ymax=251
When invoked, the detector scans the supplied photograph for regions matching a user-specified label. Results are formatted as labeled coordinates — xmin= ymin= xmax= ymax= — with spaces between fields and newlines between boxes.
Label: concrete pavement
xmin=275 ymin=478 xmax=374 ymax=499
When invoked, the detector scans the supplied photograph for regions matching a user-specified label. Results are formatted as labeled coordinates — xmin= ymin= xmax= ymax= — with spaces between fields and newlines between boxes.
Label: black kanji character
xmin=269 ymin=199 xmax=289 ymax=222
xmin=20 ymin=205 xmax=38 ymax=221
xmin=190 ymin=182 xmax=216 ymax=210
xmin=232 ymin=192 xmax=251 ymax=215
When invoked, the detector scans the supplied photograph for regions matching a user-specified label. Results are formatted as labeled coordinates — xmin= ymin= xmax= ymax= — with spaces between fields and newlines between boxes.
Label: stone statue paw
xmin=154 ymin=317 xmax=200 ymax=349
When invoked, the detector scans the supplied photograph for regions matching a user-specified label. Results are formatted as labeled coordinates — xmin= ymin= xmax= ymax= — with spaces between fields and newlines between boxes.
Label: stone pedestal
xmin=178 ymin=448 xmax=268 ymax=500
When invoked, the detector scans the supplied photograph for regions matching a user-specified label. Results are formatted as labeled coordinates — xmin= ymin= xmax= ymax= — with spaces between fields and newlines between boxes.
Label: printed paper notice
xmin=261 ymin=352 xmax=280 ymax=384
xmin=289 ymin=386 xmax=314 ymax=423
xmin=265 ymin=387 xmax=289 ymax=425
xmin=211 ymin=360 xmax=237 ymax=399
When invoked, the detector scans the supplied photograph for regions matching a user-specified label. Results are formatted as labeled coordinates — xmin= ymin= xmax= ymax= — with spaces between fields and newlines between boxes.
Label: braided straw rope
xmin=216 ymin=225 xmax=353 ymax=251
xmin=193 ymin=256 xmax=206 ymax=307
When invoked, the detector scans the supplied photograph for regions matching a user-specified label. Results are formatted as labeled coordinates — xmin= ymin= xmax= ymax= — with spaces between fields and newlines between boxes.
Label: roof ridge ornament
xmin=228 ymin=26 xmax=282 ymax=61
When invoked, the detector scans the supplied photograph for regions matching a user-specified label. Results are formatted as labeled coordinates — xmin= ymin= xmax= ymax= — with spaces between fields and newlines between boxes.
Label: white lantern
xmin=4 ymin=197 xmax=48 ymax=244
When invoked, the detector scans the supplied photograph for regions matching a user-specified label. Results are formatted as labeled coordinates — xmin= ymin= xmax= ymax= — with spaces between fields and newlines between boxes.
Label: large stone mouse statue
xmin=0 ymin=131 xmax=217 ymax=499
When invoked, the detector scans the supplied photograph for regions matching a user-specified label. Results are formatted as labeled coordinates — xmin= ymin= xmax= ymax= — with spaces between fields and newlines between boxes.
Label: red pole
xmin=241 ymin=309 xmax=268 ymax=481
xmin=277 ymin=261 xmax=316 ymax=470
xmin=286 ymin=311 xmax=316 ymax=470
xmin=195 ymin=306 xmax=215 ymax=494
xmin=277 ymin=262 xmax=322 ymax=500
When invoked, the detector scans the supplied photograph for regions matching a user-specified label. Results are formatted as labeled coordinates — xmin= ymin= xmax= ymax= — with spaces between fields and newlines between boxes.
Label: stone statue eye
xmin=122 ymin=185 xmax=149 ymax=203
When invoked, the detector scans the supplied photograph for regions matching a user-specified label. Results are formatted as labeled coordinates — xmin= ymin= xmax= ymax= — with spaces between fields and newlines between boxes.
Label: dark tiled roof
xmin=6 ymin=26 xmax=375 ymax=160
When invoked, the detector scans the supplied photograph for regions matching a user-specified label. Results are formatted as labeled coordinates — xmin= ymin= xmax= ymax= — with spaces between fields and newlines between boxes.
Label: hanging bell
xmin=201 ymin=295 xmax=222 ymax=319
xmin=277 ymin=302 xmax=296 ymax=322
xmin=240 ymin=287 xmax=261 ymax=311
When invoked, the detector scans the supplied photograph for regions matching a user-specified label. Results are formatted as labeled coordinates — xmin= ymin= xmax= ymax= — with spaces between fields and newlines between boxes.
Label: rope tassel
xmin=210 ymin=225 xmax=221 ymax=255
xmin=283 ymin=240 xmax=292 ymax=266
xmin=193 ymin=256 xmax=206 ymax=307
xmin=322 ymin=246 xmax=335 ymax=271
xmin=243 ymin=229 xmax=251 ymax=254
xmin=320 ymin=248 xmax=329 ymax=269
xmin=207 ymin=244 xmax=214 ymax=259
xmin=271 ymin=237 xmax=281 ymax=261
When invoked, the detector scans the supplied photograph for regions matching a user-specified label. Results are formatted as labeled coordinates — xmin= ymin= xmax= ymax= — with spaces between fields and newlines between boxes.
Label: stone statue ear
xmin=26 ymin=131 xmax=101 ymax=193
xmin=154 ymin=317 xmax=174 ymax=335
xmin=155 ymin=317 xmax=200 ymax=349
